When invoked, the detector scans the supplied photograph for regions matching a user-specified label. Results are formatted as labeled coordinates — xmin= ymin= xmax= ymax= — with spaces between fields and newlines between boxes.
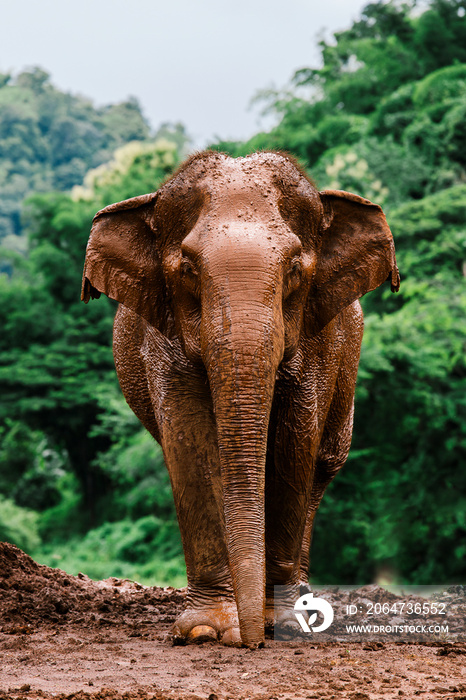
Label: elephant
xmin=81 ymin=150 xmax=400 ymax=648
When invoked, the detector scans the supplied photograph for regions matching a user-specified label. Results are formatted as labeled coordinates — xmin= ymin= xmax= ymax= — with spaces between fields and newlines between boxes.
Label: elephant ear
xmin=81 ymin=192 xmax=168 ymax=331
xmin=305 ymin=189 xmax=400 ymax=336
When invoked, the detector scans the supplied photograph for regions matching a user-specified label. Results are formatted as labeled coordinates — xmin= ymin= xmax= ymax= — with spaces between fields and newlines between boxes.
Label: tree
xmin=0 ymin=68 xmax=152 ymax=242
xmin=0 ymin=139 xmax=183 ymax=529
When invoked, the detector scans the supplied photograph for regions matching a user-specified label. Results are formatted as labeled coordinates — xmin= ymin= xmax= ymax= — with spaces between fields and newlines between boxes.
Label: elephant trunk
xmin=202 ymin=289 xmax=284 ymax=647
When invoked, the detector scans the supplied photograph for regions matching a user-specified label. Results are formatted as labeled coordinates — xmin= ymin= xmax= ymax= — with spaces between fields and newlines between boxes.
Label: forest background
xmin=0 ymin=0 xmax=465 ymax=587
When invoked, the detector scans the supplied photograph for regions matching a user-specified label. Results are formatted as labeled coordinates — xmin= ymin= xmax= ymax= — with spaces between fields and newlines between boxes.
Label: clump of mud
xmin=0 ymin=542 xmax=184 ymax=637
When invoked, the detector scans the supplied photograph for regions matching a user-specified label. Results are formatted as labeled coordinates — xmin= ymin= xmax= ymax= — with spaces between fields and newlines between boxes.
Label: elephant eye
xmin=180 ymin=258 xmax=198 ymax=278
xmin=180 ymin=257 xmax=200 ymax=297
xmin=284 ymin=258 xmax=303 ymax=297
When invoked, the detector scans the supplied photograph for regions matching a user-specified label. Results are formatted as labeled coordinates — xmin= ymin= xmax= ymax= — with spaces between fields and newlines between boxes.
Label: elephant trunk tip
xmin=243 ymin=640 xmax=265 ymax=650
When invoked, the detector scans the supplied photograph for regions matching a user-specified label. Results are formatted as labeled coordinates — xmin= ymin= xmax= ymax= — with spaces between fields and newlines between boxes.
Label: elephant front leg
xmin=263 ymin=373 xmax=328 ymax=636
xmin=156 ymin=390 xmax=241 ymax=646
xmin=265 ymin=338 xmax=358 ymax=634
xmin=300 ymin=403 xmax=355 ymax=584
xmin=264 ymin=424 xmax=318 ymax=636
xmin=265 ymin=412 xmax=354 ymax=636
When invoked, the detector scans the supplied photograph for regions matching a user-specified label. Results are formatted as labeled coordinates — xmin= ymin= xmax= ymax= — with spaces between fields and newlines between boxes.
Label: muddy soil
xmin=1 ymin=542 xmax=465 ymax=700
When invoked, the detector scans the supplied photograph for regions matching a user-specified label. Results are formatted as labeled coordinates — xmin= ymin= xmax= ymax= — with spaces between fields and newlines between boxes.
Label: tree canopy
xmin=0 ymin=67 xmax=151 ymax=246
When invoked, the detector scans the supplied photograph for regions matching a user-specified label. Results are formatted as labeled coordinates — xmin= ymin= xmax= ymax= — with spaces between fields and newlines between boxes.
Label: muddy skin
xmin=82 ymin=150 xmax=400 ymax=648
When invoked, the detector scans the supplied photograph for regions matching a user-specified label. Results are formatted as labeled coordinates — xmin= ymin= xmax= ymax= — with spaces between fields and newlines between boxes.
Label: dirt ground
xmin=1 ymin=542 xmax=465 ymax=700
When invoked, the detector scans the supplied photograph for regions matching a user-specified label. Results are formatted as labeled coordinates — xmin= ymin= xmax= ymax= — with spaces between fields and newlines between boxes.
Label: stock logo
xmin=294 ymin=592 xmax=334 ymax=633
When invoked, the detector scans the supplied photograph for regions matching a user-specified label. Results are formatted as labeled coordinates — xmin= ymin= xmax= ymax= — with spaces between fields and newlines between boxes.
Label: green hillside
xmin=0 ymin=67 xmax=156 ymax=250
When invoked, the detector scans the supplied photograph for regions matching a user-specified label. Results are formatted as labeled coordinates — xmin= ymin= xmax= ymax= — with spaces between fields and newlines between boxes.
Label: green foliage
xmin=97 ymin=428 xmax=176 ymax=522
xmin=34 ymin=517 xmax=185 ymax=587
xmin=312 ymin=184 xmax=466 ymax=584
xmin=0 ymin=421 xmax=39 ymax=493
xmin=35 ymin=472 xmax=90 ymax=542
xmin=0 ymin=495 xmax=41 ymax=552
xmin=413 ymin=64 xmax=466 ymax=108
xmin=0 ymin=138 xmax=184 ymax=549
xmin=0 ymin=421 xmax=66 ymax=511
xmin=0 ymin=67 xmax=152 ymax=241
xmin=71 ymin=139 xmax=179 ymax=206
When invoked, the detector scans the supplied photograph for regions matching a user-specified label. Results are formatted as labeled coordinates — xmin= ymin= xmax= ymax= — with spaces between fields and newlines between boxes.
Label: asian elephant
xmin=81 ymin=150 xmax=400 ymax=648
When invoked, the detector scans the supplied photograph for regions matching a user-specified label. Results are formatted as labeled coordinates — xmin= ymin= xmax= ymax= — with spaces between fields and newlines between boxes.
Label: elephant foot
xmin=219 ymin=626 xmax=242 ymax=646
xmin=265 ymin=602 xmax=307 ymax=639
xmin=265 ymin=586 xmax=308 ymax=640
xmin=172 ymin=600 xmax=241 ymax=647
xmin=186 ymin=625 xmax=217 ymax=643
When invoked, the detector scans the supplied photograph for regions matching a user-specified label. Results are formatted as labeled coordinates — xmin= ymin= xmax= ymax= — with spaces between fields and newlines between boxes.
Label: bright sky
xmin=1 ymin=0 xmax=370 ymax=147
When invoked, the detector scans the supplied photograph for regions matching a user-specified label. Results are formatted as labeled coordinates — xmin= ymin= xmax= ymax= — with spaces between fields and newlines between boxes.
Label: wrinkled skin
xmin=82 ymin=151 xmax=400 ymax=648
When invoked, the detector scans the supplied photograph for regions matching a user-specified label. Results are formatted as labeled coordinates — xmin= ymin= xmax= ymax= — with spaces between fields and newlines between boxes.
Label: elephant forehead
xmin=183 ymin=217 xmax=300 ymax=262
xmin=201 ymin=221 xmax=287 ymax=257
xmin=157 ymin=150 xmax=322 ymax=247
xmin=164 ymin=152 xmax=290 ymax=207
xmin=204 ymin=162 xmax=278 ymax=209
xmin=157 ymin=159 xmax=279 ymax=237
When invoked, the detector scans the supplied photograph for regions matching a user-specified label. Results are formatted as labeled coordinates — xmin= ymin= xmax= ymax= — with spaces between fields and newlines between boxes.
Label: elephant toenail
xmin=220 ymin=627 xmax=242 ymax=646
xmin=187 ymin=625 xmax=218 ymax=643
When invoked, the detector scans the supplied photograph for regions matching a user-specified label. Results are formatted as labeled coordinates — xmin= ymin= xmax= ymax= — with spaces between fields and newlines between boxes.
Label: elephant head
xmin=82 ymin=151 xmax=399 ymax=646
